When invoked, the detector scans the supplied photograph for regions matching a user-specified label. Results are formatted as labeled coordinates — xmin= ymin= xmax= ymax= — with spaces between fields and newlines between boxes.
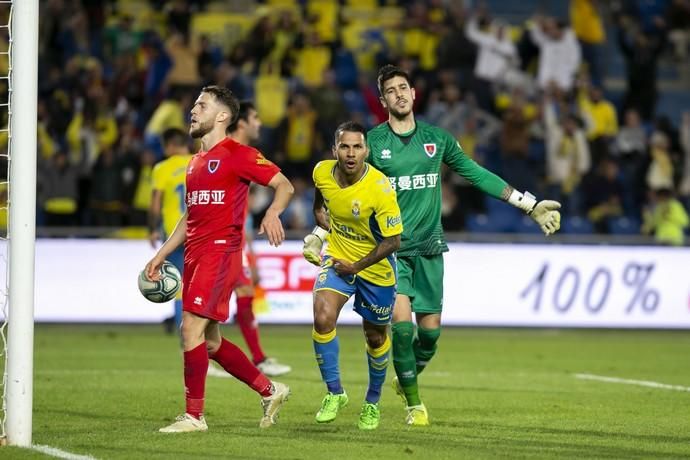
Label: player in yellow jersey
xmin=309 ymin=121 xmax=402 ymax=430
xmin=148 ymin=127 xmax=192 ymax=332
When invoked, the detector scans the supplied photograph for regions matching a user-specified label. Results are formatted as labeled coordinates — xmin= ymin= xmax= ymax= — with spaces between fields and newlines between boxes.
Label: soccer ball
xmin=138 ymin=260 xmax=181 ymax=303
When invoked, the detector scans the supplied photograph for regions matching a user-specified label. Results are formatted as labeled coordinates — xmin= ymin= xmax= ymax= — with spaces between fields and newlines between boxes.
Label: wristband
xmin=507 ymin=189 xmax=537 ymax=214
xmin=311 ymin=226 xmax=328 ymax=241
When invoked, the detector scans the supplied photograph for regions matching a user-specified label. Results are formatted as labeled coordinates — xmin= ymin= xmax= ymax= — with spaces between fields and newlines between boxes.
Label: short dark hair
xmin=162 ymin=127 xmax=187 ymax=147
xmin=334 ymin=121 xmax=367 ymax=144
xmin=377 ymin=64 xmax=412 ymax=95
xmin=201 ymin=85 xmax=239 ymax=126
xmin=227 ymin=100 xmax=256 ymax=134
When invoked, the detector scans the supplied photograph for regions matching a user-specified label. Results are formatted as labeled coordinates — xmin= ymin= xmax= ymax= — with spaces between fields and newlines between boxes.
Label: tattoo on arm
xmin=353 ymin=234 xmax=401 ymax=273
xmin=500 ymin=185 xmax=514 ymax=201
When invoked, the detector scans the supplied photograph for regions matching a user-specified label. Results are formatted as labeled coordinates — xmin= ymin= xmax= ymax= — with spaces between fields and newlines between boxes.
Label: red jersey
xmin=185 ymin=137 xmax=279 ymax=253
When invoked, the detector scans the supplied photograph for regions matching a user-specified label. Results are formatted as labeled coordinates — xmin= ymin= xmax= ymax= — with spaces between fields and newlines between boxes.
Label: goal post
xmin=5 ymin=0 xmax=38 ymax=447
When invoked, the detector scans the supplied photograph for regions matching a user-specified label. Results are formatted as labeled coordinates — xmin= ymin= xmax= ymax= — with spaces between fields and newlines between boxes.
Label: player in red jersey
xmin=225 ymin=101 xmax=291 ymax=377
xmin=144 ymin=86 xmax=294 ymax=433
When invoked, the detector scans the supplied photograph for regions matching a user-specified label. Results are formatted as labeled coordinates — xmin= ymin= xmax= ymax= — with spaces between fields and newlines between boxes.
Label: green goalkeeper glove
xmin=508 ymin=190 xmax=562 ymax=235
xmin=302 ymin=226 xmax=327 ymax=265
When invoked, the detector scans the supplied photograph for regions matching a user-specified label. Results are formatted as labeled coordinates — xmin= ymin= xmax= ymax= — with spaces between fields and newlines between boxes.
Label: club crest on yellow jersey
xmin=351 ymin=199 xmax=361 ymax=218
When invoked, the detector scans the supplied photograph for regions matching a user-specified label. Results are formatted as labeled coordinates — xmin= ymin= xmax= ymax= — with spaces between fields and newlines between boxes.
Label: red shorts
xmin=235 ymin=250 xmax=252 ymax=287
xmin=183 ymin=249 xmax=242 ymax=322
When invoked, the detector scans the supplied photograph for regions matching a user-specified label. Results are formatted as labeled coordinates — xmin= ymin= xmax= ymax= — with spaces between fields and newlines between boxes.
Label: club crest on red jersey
xmin=423 ymin=143 xmax=437 ymax=158
xmin=208 ymin=159 xmax=220 ymax=173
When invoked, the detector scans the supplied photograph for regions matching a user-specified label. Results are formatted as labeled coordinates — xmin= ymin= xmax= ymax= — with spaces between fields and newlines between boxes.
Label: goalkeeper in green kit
xmin=303 ymin=65 xmax=561 ymax=426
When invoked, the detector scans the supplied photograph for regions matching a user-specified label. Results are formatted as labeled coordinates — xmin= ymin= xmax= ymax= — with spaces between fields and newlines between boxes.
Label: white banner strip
xmin=1 ymin=239 xmax=688 ymax=328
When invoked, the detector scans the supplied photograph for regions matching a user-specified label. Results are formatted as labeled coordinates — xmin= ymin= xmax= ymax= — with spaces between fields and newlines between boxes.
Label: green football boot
xmin=357 ymin=402 xmax=380 ymax=430
xmin=315 ymin=392 xmax=349 ymax=423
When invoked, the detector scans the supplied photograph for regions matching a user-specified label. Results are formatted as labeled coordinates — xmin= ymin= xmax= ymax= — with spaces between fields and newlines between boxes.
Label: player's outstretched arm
xmin=332 ymin=234 xmax=401 ymax=276
xmin=303 ymin=188 xmax=328 ymax=266
xmin=259 ymin=172 xmax=294 ymax=247
xmin=502 ymin=185 xmax=562 ymax=235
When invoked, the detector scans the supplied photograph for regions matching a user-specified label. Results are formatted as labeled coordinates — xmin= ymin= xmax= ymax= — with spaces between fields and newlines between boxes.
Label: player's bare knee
xmin=364 ymin=330 xmax=386 ymax=349
xmin=205 ymin=337 xmax=221 ymax=354
xmin=313 ymin=296 xmax=338 ymax=333
xmin=418 ymin=313 xmax=441 ymax=329
xmin=313 ymin=305 xmax=337 ymax=333
xmin=314 ymin=311 xmax=336 ymax=334
xmin=362 ymin=322 xmax=388 ymax=348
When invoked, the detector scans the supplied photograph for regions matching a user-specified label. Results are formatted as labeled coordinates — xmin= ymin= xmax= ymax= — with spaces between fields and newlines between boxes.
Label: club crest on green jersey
xmin=424 ymin=143 xmax=437 ymax=158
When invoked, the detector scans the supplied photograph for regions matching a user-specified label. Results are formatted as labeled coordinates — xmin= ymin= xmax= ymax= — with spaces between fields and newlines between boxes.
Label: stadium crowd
xmin=12 ymin=0 xmax=690 ymax=243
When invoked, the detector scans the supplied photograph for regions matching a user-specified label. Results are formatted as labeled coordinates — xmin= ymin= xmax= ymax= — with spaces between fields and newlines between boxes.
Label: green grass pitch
xmin=1 ymin=324 xmax=689 ymax=459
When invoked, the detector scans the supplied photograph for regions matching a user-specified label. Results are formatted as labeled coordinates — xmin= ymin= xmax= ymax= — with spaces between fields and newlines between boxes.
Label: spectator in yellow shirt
xmin=578 ymin=85 xmax=618 ymax=166
xmin=570 ymin=0 xmax=606 ymax=86
xmin=642 ymin=188 xmax=690 ymax=246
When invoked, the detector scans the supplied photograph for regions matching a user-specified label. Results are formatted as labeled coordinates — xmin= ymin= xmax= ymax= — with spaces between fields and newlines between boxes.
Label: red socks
xmin=235 ymin=296 xmax=266 ymax=364
xmin=210 ymin=338 xmax=272 ymax=396
xmin=184 ymin=342 xmax=208 ymax=419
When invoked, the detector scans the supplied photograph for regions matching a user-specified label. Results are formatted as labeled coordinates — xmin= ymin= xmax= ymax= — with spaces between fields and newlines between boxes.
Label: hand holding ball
xmin=138 ymin=260 xmax=181 ymax=303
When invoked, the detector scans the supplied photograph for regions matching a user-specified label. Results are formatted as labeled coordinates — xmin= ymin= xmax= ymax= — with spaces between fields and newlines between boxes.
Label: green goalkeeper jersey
xmin=367 ymin=120 xmax=508 ymax=256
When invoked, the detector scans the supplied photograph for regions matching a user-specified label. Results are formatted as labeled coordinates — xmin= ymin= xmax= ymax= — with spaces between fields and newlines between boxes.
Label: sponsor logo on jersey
xmin=362 ymin=302 xmax=393 ymax=318
xmin=186 ymin=190 xmax=226 ymax=206
xmin=387 ymin=173 xmax=439 ymax=191
xmin=256 ymin=153 xmax=272 ymax=165
xmin=381 ymin=149 xmax=391 ymax=159
xmin=351 ymin=200 xmax=361 ymax=218
xmin=194 ymin=296 xmax=203 ymax=306
xmin=208 ymin=159 xmax=220 ymax=173
xmin=423 ymin=143 xmax=437 ymax=158
xmin=386 ymin=215 xmax=401 ymax=228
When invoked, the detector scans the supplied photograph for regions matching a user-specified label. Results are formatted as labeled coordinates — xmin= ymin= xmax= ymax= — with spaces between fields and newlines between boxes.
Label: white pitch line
xmin=575 ymin=373 xmax=690 ymax=392
xmin=32 ymin=444 xmax=98 ymax=460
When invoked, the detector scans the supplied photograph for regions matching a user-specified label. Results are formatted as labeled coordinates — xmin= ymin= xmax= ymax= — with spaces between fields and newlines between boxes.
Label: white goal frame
xmin=4 ymin=0 xmax=38 ymax=447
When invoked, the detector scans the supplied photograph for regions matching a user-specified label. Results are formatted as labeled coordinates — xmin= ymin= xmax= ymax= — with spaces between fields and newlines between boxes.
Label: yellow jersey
xmin=313 ymin=160 xmax=403 ymax=286
xmin=151 ymin=154 xmax=193 ymax=237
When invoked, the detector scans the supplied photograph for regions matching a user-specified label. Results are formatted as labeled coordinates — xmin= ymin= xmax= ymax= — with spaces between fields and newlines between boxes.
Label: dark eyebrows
xmin=385 ymin=82 xmax=408 ymax=92
xmin=338 ymin=142 xmax=364 ymax=148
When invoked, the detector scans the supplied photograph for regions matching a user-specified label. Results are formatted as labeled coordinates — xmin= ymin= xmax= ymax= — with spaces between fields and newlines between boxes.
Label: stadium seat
xmin=607 ymin=216 xmax=641 ymax=235
xmin=485 ymin=196 xmax=519 ymax=216
xmin=515 ymin=215 xmax=544 ymax=234
xmin=465 ymin=212 xmax=519 ymax=233
xmin=561 ymin=216 xmax=594 ymax=234
xmin=465 ymin=213 xmax=492 ymax=233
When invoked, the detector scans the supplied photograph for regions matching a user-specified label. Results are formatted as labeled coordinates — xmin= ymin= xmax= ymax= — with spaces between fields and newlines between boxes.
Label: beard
xmin=388 ymin=103 xmax=413 ymax=120
xmin=189 ymin=120 xmax=213 ymax=139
